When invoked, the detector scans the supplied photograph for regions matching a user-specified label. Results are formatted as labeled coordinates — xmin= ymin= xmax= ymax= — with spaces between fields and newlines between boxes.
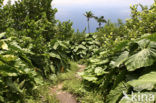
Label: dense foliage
xmin=0 ymin=33 xmax=37 ymax=102
xmin=0 ymin=0 xmax=156 ymax=102
xmin=81 ymin=33 xmax=156 ymax=102
xmin=81 ymin=2 xmax=156 ymax=103
xmin=0 ymin=0 xmax=73 ymax=102
xmin=69 ymin=33 xmax=100 ymax=60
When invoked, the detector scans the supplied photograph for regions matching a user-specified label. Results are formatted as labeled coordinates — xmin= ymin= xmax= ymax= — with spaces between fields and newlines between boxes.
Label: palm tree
xmin=94 ymin=16 xmax=107 ymax=29
xmin=84 ymin=11 xmax=94 ymax=33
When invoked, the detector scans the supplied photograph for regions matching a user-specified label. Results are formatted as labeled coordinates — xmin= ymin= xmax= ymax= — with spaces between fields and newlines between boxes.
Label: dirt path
xmin=76 ymin=65 xmax=86 ymax=79
xmin=50 ymin=64 xmax=85 ymax=103
xmin=50 ymin=83 xmax=77 ymax=103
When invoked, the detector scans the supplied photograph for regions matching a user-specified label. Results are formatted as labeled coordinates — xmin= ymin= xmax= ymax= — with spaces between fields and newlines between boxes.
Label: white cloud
xmin=3 ymin=0 xmax=154 ymax=7
xmin=53 ymin=0 xmax=154 ymax=7
xmin=3 ymin=0 xmax=17 ymax=5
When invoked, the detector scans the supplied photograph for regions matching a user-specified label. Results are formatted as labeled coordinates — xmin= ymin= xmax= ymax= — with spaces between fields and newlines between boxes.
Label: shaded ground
xmin=50 ymin=64 xmax=85 ymax=103
xmin=50 ymin=83 xmax=77 ymax=103
xmin=75 ymin=65 xmax=86 ymax=79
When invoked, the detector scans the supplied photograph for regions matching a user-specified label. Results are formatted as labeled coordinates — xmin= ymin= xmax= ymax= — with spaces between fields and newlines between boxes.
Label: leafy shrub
xmin=81 ymin=33 xmax=156 ymax=103
xmin=0 ymin=33 xmax=38 ymax=102
xmin=69 ymin=33 xmax=100 ymax=60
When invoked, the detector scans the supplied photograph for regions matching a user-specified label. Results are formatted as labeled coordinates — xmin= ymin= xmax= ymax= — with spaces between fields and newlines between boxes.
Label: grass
xmin=60 ymin=61 xmax=104 ymax=103
xmin=25 ymin=61 xmax=79 ymax=103
xmin=26 ymin=84 xmax=59 ymax=103
xmin=62 ymin=78 xmax=104 ymax=103
xmin=26 ymin=61 xmax=103 ymax=103
xmin=57 ymin=61 xmax=79 ymax=81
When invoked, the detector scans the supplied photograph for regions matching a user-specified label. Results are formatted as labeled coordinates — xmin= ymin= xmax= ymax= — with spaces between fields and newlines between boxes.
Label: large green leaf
xmin=82 ymin=75 xmax=98 ymax=82
xmin=142 ymin=33 xmax=156 ymax=42
xmin=125 ymin=39 xmax=156 ymax=71
xmin=106 ymin=82 xmax=129 ymax=103
xmin=0 ymin=55 xmax=16 ymax=62
xmin=53 ymin=42 xmax=59 ymax=50
xmin=94 ymin=67 xmax=108 ymax=76
xmin=95 ymin=59 xmax=109 ymax=65
xmin=77 ymin=44 xmax=87 ymax=50
xmin=128 ymin=71 xmax=156 ymax=91
xmin=0 ymin=61 xmax=18 ymax=76
xmin=112 ymin=51 xmax=129 ymax=67
xmin=0 ymin=41 xmax=8 ymax=50
xmin=49 ymin=52 xmax=61 ymax=59
xmin=113 ymin=40 xmax=129 ymax=52
xmin=0 ymin=32 xmax=5 ymax=39
xmin=58 ymin=41 xmax=69 ymax=49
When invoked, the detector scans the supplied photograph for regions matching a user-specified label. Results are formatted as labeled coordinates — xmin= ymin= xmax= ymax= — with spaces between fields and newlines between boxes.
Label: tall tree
xmin=9 ymin=0 xmax=57 ymax=41
xmin=0 ymin=0 xmax=3 ymax=7
xmin=0 ymin=0 xmax=13 ymax=32
xmin=94 ymin=16 xmax=106 ymax=29
xmin=84 ymin=11 xmax=94 ymax=33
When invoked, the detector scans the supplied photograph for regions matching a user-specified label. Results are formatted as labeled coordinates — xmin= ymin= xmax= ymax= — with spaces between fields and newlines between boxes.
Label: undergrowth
xmin=26 ymin=84 xmax=59 ymax=103
xmin=59 ymin=61 xmax=104 ymax=103
xmin=63 ymin=79 xmax=103 ymax=103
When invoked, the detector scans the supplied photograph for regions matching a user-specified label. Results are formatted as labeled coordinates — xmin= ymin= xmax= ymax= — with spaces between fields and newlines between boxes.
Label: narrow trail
xmin=50 ymin=64 xmax=85 ymax=103
xmin=76 ymin=65 xmax=86 ymax=79
xmin=50 ymin=83 xmax=77 ymax=103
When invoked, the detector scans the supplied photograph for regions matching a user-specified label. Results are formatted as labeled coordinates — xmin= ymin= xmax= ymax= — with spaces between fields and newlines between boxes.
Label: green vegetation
xmin=94 ymin=16 xmax=107 ymax=29
xmin=81 ymin=33 xmax=156 ymax=103
xmin=57 ymin=62 xmax=104 ymax=103
xmin=56 ymin=61 xmax=79 ymax=82
xmin=63 ymin=78 xmax=103 ymax=103
xmin=0 ymin=0 xmax=156 ymax=103
xmin=81 ymin=2 xmax=156 ymax=103
xmin=26 ymin=84 xmax=59 ymax=103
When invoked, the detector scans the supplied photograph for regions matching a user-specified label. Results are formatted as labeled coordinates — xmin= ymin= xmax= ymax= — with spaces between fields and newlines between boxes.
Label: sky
xmin=53 ymin=0 xmax=153 ymax=7
xmin=3 ymin=0 xmax=155 ymax=32
xmin=52 ymin=0 xmax=154 ymax=32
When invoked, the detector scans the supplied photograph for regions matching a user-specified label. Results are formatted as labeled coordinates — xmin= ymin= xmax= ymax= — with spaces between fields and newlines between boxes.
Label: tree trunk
xmin=88 ymin=19 xmax=90 ymax=33
xmin=99 ymin=22 xmax=102 ymax=28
